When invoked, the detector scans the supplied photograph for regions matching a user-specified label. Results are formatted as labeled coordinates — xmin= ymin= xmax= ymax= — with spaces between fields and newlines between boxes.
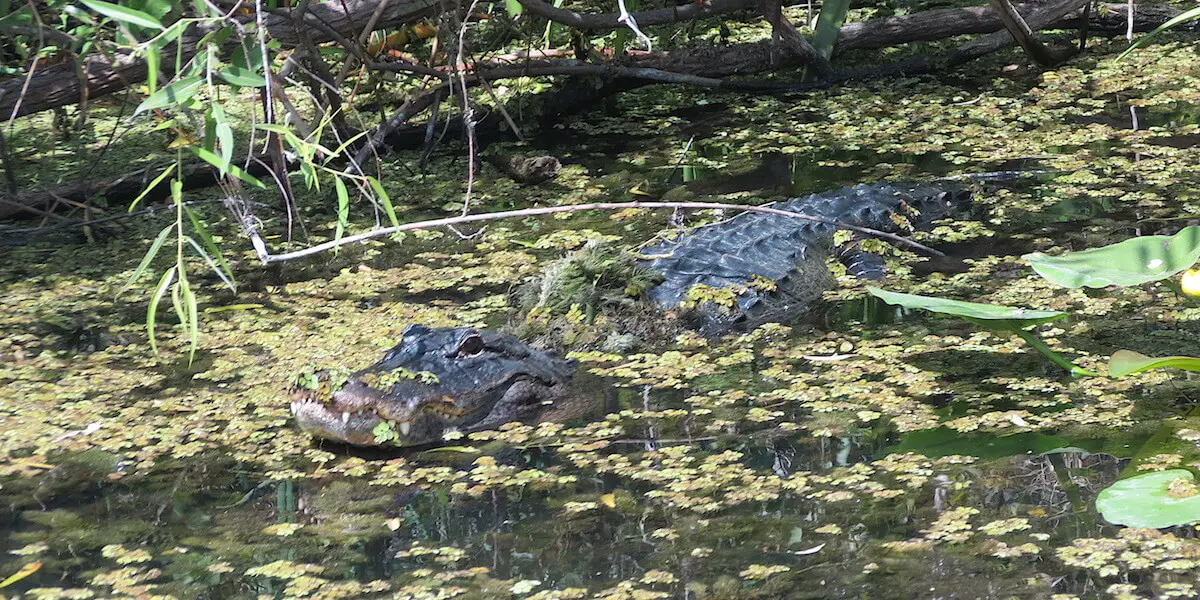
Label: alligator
xmin=636 ymin=181 xmax=971 ymax=334
xmin=293 ymin=181 xmax=972 ymax=446
xmin=290 ymin=325 xmax=581 ymax=447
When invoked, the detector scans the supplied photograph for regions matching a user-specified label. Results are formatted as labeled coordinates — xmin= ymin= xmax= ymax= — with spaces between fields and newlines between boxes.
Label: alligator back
xmin=639 ymin=182 xmax=971 ymax=334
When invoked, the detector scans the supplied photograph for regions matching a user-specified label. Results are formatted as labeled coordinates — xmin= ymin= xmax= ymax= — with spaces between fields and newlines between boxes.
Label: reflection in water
xmin=1 ymin=414 xmax=1142 ymax=599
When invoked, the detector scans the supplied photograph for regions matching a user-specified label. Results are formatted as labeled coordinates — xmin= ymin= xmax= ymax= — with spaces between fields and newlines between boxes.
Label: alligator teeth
xmin=342 ymin=411 xmax=351 ymax=424
xmin=399 ymin=421 xmax=412 ymax=435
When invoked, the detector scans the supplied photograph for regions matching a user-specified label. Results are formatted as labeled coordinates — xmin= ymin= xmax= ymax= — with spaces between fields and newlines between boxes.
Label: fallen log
xmin=0 ymin=0 xmax=438 ymax=120
xmin=0 ymin=1 xmax=1189 ymax=120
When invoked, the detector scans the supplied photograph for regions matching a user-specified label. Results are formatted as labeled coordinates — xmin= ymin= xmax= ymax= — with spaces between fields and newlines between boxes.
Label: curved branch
xmin=254 ymin=200 xmax=944 ymax=263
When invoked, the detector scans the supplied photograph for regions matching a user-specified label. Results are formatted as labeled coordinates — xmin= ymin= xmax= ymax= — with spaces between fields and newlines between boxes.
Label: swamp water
xmin=5 ymin=40 xmax=1200 ymax=600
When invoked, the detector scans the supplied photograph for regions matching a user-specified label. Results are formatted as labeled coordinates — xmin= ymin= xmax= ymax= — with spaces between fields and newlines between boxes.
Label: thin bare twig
xmin=253 ymin=200 xmax=945 ymax=263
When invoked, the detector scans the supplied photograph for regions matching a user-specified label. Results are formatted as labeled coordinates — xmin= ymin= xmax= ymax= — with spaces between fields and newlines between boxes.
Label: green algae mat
xmin=7 ymin=40 xmax=1200 ymax=600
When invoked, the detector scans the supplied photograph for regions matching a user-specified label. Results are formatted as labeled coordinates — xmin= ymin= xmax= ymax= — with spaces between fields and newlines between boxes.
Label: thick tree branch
xmin=0 ymin=0 xmax=439 ymax=119
xmin=0 ymin=1 xmax=1186 ymax=126
xmin=947 ymin=0 xmax=1090 ymax=65
xmin=985 ymin=0 xmax=1061 ymax=65
xmin=515 ymin=0 xmax=755 ymax=30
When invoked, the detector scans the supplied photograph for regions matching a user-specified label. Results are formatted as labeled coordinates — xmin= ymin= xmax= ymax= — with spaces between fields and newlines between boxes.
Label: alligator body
xmin=291 ymin=325 xmax=577 ymax=447
xmin=638 ymin=181 xmax=971 ymax=333
xmin=293 ymin=181 xmax=971 ymax=447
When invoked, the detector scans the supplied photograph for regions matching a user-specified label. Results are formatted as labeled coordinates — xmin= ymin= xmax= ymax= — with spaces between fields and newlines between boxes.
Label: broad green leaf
xmin=135 ymin=75 xmax=203 ymax=114
xmin=147 ymin=266 xmax=176 ymax=353
xmin=505 ymin=0 xmax=524 ymax=17
xmin=81 ymin=0 xmax=162 ymax=29
xmin=1096 ymin=469 xmax=1200 ymax=528
xmin=867 ymin=287 xmax=1067 ymax=328
xmin=1110 ymin=350 xmax=1200 ymax=377
xmin=869 ymin=287 xmax=1091 ymax=375
xmin=192 ymin=0 xmax=220 ymax=16
xmin=121 ymin=223 xmax=174 ymax=294
xmin=1024 ymin=226 xmax=1200 ymax=288
xmin=333 ymin=177 xmax=350 ymax=251
xmin=218 ymin=66 xmax=267 ymax=88
xmin=157 ymin=20 xmax=186 ymax=44
xmin=299 ymin=162 xmax=317 ymax=190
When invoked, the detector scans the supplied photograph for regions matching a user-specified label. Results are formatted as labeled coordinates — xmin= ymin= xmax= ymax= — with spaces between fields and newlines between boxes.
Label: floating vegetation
xmin=8 ymin=40 xmax=1200 ymax=599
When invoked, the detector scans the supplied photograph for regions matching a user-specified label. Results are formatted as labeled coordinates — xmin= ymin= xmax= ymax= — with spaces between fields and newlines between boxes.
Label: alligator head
xmin=290 ymin=325 xmax=575 ymax=447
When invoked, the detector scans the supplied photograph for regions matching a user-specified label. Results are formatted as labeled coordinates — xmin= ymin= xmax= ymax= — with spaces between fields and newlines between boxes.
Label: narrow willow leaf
xmin=217 ymin=66 xmax=267 ymax=88
xmin=1119 ymin=5 xmax=1200 ymax=59
xmin=367 ymin=176 xmax=400 ymax=228
xmin=216 ymin=122 xmax=234 ymax=175
xmin=145 ymin=43 xmax=160 ymax=94
xmin=334 ymin=177 xmax=350 ymax=252
xmin=299 ymin=162 xmax=317 ymax=191
xmin=81 ymin=0 xmax=162 ymax=29
xmin=1024 ymin=226 xmax=1200 ymax=288
xmin=254 ymin=123 xmax=293 ymax=135
xmin=188 ymin=147 xmax=265 ymax=188
xmin=135 ymin=76 xmax=203 ymax=114
xmin=121 ymin=223 xmax=174 ymax=295
xmin=225 ymin=162 xmax=266 ymax=189
xmin=178 ymin=266 xmax=199 ymax=364
xmin=128 ymin=163 xmax=174 ymax=212
xmin=147 ymin=267 xmax=177 ymax=353
xmin=1109 ymin=350 xmax=1200 ymax=377
xmin=183 ymin=237 xmax=234 ymax=290
xmin=182 ymin=207 xmax=236 ymax=290
xmin=157 ymin=20 xmax=186 ymax=44
xmin=231 ymin=43 xmax=264 ymax=73
xmin=327 ymin=130 xmax=369 ymax=164
xmin=170 ymin=277 xmax=185 ymax=345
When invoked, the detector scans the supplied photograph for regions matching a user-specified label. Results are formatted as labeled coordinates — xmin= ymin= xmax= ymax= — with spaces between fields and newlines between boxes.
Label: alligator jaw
xmin=290 ymin=382 xmax=420 ymax=447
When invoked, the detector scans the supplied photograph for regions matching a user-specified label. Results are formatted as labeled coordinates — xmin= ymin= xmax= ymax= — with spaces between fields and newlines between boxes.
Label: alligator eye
xmin=455 ymin=334 xmax=486 ymax=357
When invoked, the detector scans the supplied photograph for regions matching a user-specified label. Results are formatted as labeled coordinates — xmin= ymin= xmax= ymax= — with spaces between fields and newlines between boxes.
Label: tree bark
xmin=985 ymin=0 xmax=1061 ymax=65
xmin=0 ymin=0 xmax=439 ymax=120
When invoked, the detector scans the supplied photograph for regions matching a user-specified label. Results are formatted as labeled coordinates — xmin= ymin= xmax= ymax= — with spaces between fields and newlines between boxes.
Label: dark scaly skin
xmin=293 ymin=182 xmax=971 ymax=447
xmin=639 ymin=182 xmax=972 ymax=333
xmin=291 ymin=325 xmax=576 ymax=447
